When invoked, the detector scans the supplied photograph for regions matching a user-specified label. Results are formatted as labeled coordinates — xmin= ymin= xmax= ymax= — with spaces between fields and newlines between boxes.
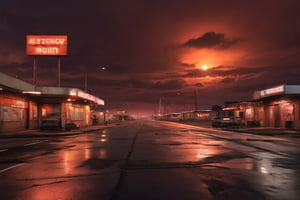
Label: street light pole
xmin=194 ymin=89 xmax=198 ymax=111
xmin=84 ymin=66 xmax=106 ymax=92
xmin=84 ymin=74 xmax=88 ymax=92
xmin=33 ymin=56 xmax=37 ymax=85
xmin=177 ymin=91 xmax=186 ymax=112
xmin=57 ymin=56 xmax=61 ymax=87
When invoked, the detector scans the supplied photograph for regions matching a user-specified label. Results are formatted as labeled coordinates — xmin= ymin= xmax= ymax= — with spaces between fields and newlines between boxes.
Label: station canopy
xmin=0 ymin=72 xmax=104 ymax=105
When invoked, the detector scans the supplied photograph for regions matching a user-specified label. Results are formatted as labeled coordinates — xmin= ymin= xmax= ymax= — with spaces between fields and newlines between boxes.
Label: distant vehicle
xmin=212 ymin=110 xmax=241 ymax=127
xmin=40 ymin=112 xmax=61 ymax=130
xmin=163 ymin=113 xmax=182 ymax=121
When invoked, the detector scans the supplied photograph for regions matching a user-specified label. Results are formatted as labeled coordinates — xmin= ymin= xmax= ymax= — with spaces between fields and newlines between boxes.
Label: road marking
xmin=0 ymin=149 xmax=8 ymax=153
xmin=0 ymin=163 xmax=24 ymax=174
xmin=24 ymin=141 xmax=42 ymax=146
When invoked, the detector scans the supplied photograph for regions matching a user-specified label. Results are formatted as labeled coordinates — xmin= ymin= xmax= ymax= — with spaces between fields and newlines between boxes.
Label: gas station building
xmin=225 ymin=84 xmax=300 ymax=129
xmin=0 ymin=72 xmax=104 ymax=133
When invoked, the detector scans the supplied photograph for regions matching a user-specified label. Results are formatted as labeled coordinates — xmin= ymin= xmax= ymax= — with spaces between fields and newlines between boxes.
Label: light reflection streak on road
xmin=195 ymin=148 xmax=212 ymax=159
xmin=164 ymin=121 xmax=300 ymax=199
xmin=64 ymin=151 xmax=70 ymax=174
xmin=85 ymin=147 xmax=91 ymax=160
xmin=61 ymin=134 xmax=110 ymax=175
xmin=0 ymin=163 xmax=24 ymax=174
xmin=0 ymin=149 xmax=8 ymax=153
xmin=99 ymin=149 xmax=107 ymax=159
xmin=166 ymin=122 xmax=289 ymax=143
xmin=100 ymin=132 xmax=107 ymax=142
xmin=100 ymin=138 xmax=107 ymax=142
xmin=24 ymin=141 xmax=43 ymax=146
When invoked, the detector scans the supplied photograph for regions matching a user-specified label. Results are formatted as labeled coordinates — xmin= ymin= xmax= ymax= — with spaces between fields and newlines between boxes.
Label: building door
xmin=0 ymin=105 xmax=2 ymax=132
xmin=274 ymin=104 xmax=280 ymax=127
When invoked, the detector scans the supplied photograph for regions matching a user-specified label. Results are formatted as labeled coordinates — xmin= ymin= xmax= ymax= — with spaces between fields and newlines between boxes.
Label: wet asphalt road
xmin=0 ymin=120 xmax=300 ymax=200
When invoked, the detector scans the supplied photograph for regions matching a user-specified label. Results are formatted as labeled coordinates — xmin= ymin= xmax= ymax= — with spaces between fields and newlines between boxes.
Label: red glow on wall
xmin=26 ymin=35 xmax=68 ymax=55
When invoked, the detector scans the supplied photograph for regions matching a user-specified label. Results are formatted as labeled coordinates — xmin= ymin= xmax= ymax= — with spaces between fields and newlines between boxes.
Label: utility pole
xmin=164 ymin=100 xmax=167 ymax=114
xmin=159 ymin=98 xmax=162 ymax=117
xmin=57 ymin=56 xmax=61 ymax=87
xmin=33 ymin=56 xmax=37 ymax=85
xmin=84 ymin=66 xmax=106 ymax=92
xmin=84 ymin=74 xmax=87 ymax=92
xmin=194 ymin=89 xmax=198 ymax=111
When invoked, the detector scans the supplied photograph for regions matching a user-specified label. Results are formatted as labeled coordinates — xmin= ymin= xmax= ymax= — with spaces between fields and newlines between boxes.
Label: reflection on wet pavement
xmin=78 ymin=158 xmax=117 ymax=170
xmin=213 ymin=157 xmax=255 ymax=170
xmin=1 ymin=120 xmax=300 ymax=200
xmin=99 ymin=149 xmax=107 ymax=159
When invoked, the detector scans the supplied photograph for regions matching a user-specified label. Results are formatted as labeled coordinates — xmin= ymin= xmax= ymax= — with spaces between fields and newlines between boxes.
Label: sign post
xmin=33 ymin=56 xmax=37 ymax=85
xmin=57 ymin=56 xmax=61 ymax=87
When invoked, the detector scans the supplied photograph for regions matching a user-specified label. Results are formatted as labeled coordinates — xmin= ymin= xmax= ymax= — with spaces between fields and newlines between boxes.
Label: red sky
xmin=1 ymin=0 xmax=300 ymax=117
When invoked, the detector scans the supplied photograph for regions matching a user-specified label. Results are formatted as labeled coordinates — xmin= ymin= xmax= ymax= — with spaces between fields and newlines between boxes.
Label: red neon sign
xmin=26 ymin=35 xmax=68 ymax=55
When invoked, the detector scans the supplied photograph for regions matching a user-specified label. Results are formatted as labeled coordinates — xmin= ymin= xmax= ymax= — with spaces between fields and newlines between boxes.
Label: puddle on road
xmin=213 ymin=157 xmax=255 ymax=171
xmin=155 ymin=133 xmax=181 ymax=136
xmin=210 ymin=151 xmax=299 ymax=180
xmin=66 ymin=145 xmax=76 ymax=148
xmin=272 ymin=157 xmax=300 ymax=169
xmin=199 ymin=140 xmax=224 ymax=147
xmin=167 ymin=142 xmax=200 ymax=146
xmin=76 ymin=141 xmax=97 ymax=144
xmin=77 ymin=158 xmax=117 ymax=170
xmin=109 ymin=137 xmax=130 ymax=141
xmin=201 ymin=152 xmax=248 ymax=163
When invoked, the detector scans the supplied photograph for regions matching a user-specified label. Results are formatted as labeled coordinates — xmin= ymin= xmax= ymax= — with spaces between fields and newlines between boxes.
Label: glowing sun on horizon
xmin=202 ymin=65 xmax=208 ymax=71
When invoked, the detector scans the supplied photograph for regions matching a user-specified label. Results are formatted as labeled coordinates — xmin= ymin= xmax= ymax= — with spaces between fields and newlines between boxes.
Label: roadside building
xmin=253 ymin=84 xmax=299 ymax=129
xmin=108 ymin=109 xmax=134 ymax=122
xmin=163 ymin=113 xmax=182 ymax=121
xmin=222 ymin=101 xmax=263 ymax=127
xmin=0 ymin=72 xmax=104 ymax=133
xmin=90 ymin=109 xmax=111 ymax=125
xmin=181 ymin=111 xmax=194 ymax=121
xmin=223 ymin=84 xmax=300 ymax=129
xmin=181 ymin=110 xmax=212 ymax=121
xmin=194 ymin=110 xmax=213 ymax=121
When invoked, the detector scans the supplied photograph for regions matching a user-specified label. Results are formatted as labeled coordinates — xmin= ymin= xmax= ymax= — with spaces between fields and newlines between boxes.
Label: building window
xmin=239 ymin=112 xmax=244 ymax=119
xmin=1 ymin=106 xmax=23 ymax=121
xmin=70 ymin=106 xmax=84 ymax=120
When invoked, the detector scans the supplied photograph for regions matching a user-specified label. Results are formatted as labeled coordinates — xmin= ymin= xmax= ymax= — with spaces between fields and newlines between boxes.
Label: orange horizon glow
xmin=180 ymin=47 xmax=246 ymax=70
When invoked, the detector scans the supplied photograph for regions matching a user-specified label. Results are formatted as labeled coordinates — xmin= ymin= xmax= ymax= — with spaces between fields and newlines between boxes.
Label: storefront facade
xmin=257 ymin=97 xmax=297 ymax=129
xmin=252 ymin=84 xmax=300 ymax=129
xmin=0 ymin=72 xmax=104 ymax=133
xmin=222 ymin=85 xmax=300 ymax=129
xmin=0 ymin=93 xmax=28 ymax=132
xmin=223 ymin=101 xmax=264 ymax=127
xmin=181 ymin=110 xmax=213 ymax=121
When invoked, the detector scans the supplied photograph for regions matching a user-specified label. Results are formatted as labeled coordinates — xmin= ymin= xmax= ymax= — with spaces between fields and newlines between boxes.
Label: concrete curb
xmin=0 ymin=125 xmax=115 ymax=139
xmin=221 ymin=128 xmax=300 ymax=138
xmin=175 ymin=120 xmax=300 ymax=138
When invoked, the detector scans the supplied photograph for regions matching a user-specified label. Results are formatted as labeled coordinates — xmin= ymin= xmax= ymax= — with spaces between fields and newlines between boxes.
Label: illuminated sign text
xmin=26 ymin=35 xmax=68 ymax=55
xmin=260 ymin=85 xmax=284 ymax=98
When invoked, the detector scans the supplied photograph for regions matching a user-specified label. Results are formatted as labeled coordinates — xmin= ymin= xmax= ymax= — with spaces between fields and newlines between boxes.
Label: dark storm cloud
xmin=194 ymin=83 xmax=204 ymax=87
xmin=220 ymin=77 xmax=236 ymax=84
xmin=184 ymin=69 xmax=206 ymax=77
xmin=85 ymin=76 xmax=189 ymax=92
xmin=222 ymin=64 xmax=300 ymax=95
xmin=211 ymin=65 xmax=271 ymax=77
xmin=118 ymin=78 xmax=149 ymax=89
xmin=152 ymin=79 xmax=188 ymax=90
xmin=1 ymin=0 xmax=300 ymax=115
xmin=0 ymin=62 xmax=32 ymax=80
xmin=0 ymin=0 xmax=180 ymax=75
xmin=183 ymin=65 xmax=270 ymax=79
xmin=184 ymin=32 xmax=240 ymax=49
